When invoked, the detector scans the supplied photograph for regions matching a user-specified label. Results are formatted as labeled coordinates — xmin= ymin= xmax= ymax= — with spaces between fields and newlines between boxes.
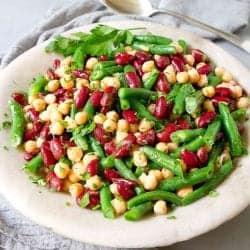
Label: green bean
xmin=124 ymin=157 xmax=133 ymax=169
xmin=170 ymin=128 xmax=205 ymax=144
xmin=142 ymin=146 xmax=183 ymax=177
xmin=132 ymin=41 xmax=151 ymax=51
xmin=171 ymin=136 xmax=205 ymax=158
xmin=127 ymin=190 xmax=182 ymax=209
xmin=182 ymin=160 xmax=233 ymax=205
xmin=29 ymin=75 xmax=47 ymax=96
xmin=70 ymin=103 xmax=77 ymax=119
xmin=93 ymin=61 xmax=116 ymax=71
xmin=231 ymin=108 xmax=247 ymax=121
xmin=114 ymin=159 xmax=138 ymax=181
xmin=173 ymin=84 xmax=195 ymax=115
xmin=101 ymin=155 xmax=115 ymax=169
xmin=203 ymin=118 xmax=221 ymax=147
xmin=118 ymin=72 xmax=127 ymax=88
xmin=135 ymin=167 xmax=145 ymax=178
xmin=143 ymin=69 xmax=159 ymax=89
xmin=83 ymin=99 xmax=95 ymax=118
xmin=90 ymin=65 xmax=123 ymax=80
xmin=88 ymin=135 xmax=105 ymax=158
xmin=178 ymin=39 xmax=187 ymax=54
xmin=9 ymin=100 xmax=25 ymax=147
xmin=185 ymin=90 xmax=205 ymax=117
xmin=135 ymin=186 xmax=145 ymax=195
xmin=120 ymin=98 xmax=130 ymax=110
xmin=219 ymin=103 xmax=246 ymax=156
xmin=134 ymin=35 xmax=172 ymax=45
xmin=118 ymin=87 xmax=157 ymax=100
xmin=148 ymin=161 xmax=162 ymax=170
xmin=150 ymin=45 xmax=177 ymax=55
xmin=208 ymin=75 xmax=222 ymax=86
xmin=167 ymin=84 xmax=181 ymax=102
xmin=23 ymin=154 xmax=43 ymax=173
xmin=124 ymin=201 xmax=153 ymax=221
xmin=100 ymin=185 xmax=115 ymax=219
xmin=72 ymin=131 xmax=89 ymax=151
xmin=124 ymin=64 xmax=136 ymax=74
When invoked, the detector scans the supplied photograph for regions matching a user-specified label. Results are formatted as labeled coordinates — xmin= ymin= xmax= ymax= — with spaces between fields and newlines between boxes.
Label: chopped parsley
xmin=208 ymin=190 xmax=219 ymax=198
xmin=167 ymin=216 xmax=176 ymax=220
xmin=29 ymin=175 xmax=47 ymax=186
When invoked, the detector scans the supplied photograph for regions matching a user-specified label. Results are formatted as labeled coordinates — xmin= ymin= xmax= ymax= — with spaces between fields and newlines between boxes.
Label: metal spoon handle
xmin=151 ymin=9 xmax=250 ymax=53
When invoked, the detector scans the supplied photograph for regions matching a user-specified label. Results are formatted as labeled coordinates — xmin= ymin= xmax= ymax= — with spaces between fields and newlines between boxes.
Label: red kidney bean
xmin=136 ymin=129 xmax=156 ymax=145
xmin=125 ymin=72 xmax=141 ymax=88
xmin=115 ymin=52 xmax=134 ymax=65
xmin=86 ymin=159 xmax=99 ymax=176
xmin=76 ymin=189 xmax=100 ymax=209
xmin=198 ymin=111 xmax=217 ymax=128
xmin=24 ymin=130 xmax=36 ymax=141
xmin=104 ymin=141 xmax=116 ymax=155
xmin=33 ymin=121 xmax=43 ymax=133
xmin=100 ymin=86 xmax=117 ymax=107
xmin=24 ymin=152 xmax=36 ymax=161
xmin=191 ymin=49 xmax=207 ymax=63
xmin=40 ymin=123 xmax=51 ymax=140
xmin=27 ymin=108 xmax=39 ymax=121
xmin=11 ymin=92 xmax=27 ymax=106
xmin=215 ymin=87 xmax=231 ymax=97
xmin=53 ymin=59 xmax=61 ymax=69
xmin=153 ymin=96 xmax=170 ymax=119
xmin=114 ymin=134 xmax=136 ymax=158
xmin=100 ymin=106 xmax=111 ymax=114
xmin=177 ymin=118 xmax=191 ymax=129
xmin=171 ymin=55 xmax=184 ymax=72
xmin=112 ymin=178 xmax=137 ymax=188
xmin=181 ymin=150 xmax=199 ymax=169
xmin=50 ymin=138 xmax=65 ymax=160
xmin=71 ymin=70 xmax=89 ymax=80
xmin=40 ymin=141 xmax=57 ymax=167
xmin=157 ymin=123 xmax=178 ymax=142
xmin=116 ymin=181 xmax=135 ymax=200
xmin=133 ymin=59 xmax=143 ymax=76
xmin=90 ymin=90 xmax=103 ymax=107
xmin=75 ymin=86 xmax=89 ymax=109
xmin=103 ymin=168 xmax=121 ymax=182
xmin=99 ymin=55 xmax=108 ymax=61
xmin=93 ymin=124 xmax=112 ymax=145
xmin=211 ymin=95 xmax=230 ymax=107
xmin=197 ymin=147 xmax=208 ymax=166
xmin=122 ymin=110 xmax=138 ymax=123
xmin=197 ymin=64 xmax=212 ymax=75
xmin=46 ymin=171 xmax=63 ymax=191
xmin=47 ymin=68 xmax=59 ymax=80
xmin=154 ymin=55 xmax=170 ymax=70
xmin=135 ymin=50 xmax=151 ymax=62
xmin=155 ymin=72 xmax=170 ymax=93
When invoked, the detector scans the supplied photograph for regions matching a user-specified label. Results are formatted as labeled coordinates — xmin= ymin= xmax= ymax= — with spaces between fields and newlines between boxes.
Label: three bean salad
xmin=9 ymin=25 xmax=249 ymax=221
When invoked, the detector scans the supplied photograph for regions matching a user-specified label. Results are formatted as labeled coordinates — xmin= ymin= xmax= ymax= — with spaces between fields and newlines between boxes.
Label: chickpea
xmin=24 ymin=140 xmax=37 ymax=153
xmin=142 ymin=72 xmax=152 ymax=82
xmin=50 ymin=121 xmax=64 ymax=135
xmin=58 ymin=102 xmax=71 ymax=115
xmin=184 ymin=54 xmax=195 ymax=66
xmin=47 ymin=103 xmax=58 ymax=114
xmin=129 ymin=123 xmax=139 ymax=133
xmin=176 ymin=72 xmax=189 ymax=84
xmin=44 ymin=94 xmax=56 ymax=104
xmin=180 ymin=159 xmax=187 ymax=173
xmin=75 ymin=111 xmax=88 ymax=125
xmin=47 ymin=80 xmax=60 ymax=92
xmin=184 ymin=64 xmax=192 ymax=71
xmin=215 ymin=66 xmax=225 ymax=77
xmin=166 ymin=73 xmax=177 ymax=84
xmin=117 ymin=119 xmax=129 ymax=132
xmin=147 ymin=103 xmax=155 ymax=114
xmin=167 ymin=142 xmax=178 ymax=152
xmin=36 ymin=137 xmax=44 ymax=148
xmin=133 ymin=151 xmax=148 ymax=167
xmin=64 ymin=116 xmax=77 ymax=130
xmin=69 ymin=183 xmax=84 ymax=198
xmin=103 ymin=119 xmax=117 ymax=132
xmin=86 ymin=175 xmax=103 ymax=190
xmin=161 ymin=168 xmax=174 ymax=179
xmin=148 ymin=170 xmax=163 ymax=181
xmin=61 ymin=56 xmax=72 ymax=67
xmin=139 ymin=173 xmax=158 ymax=191
xmin=197 ymin=74 xmax=208 ymax=87
xmin=203 ymin=99 xmax=215 ymax=112
xmin=50 ymin=110 xmax=63 ymax=123
xmin=171 ymin=42 xmax=183 ymax=54
xmin=94 ymin=113 xmax=106 ymax=124
xmin=67 ymin=147 xmax=83 ymax=162
xmin=85 ymin=57 xmax=98 ymax=71
xmin=164 ymin=64 xmax=175 ymax=74
xmin=125 ymin=46 xmax=136 ymax=55
xmin=142 ymin=60 xmax=155 ymax=73
xmin=116 ymin=131 xmax=128 ymax=144
xmin=82 ymin=153 xmax=98 ymax=167
xmin=237 ymin=97 xmax=250 ymax=108
xmin=153 ymin=200 xmax=168 ymax=215
xmin=230 ymin=85 xmax=243 ymax=98
xmin=101 ymin=77 xmax=120 ymax=90
xmin=60 ymin=77 xmax=74 ymax=89
xmin=68 ymin=171 xmax=80 ymax=183
xmin=188 ymin=68 xmax=200 ymax=83
xmin=63 ymin=179 xmax=72 ymax=192
xmin=28 ymin=94 xmax=38 ymax=105
xmin=176 ymin=186 xmax=193 ymax=198
xmin=106 ymin=111 xmax=119 ymax=122
xmin=202 ymin=86 xmax=215 ymax=98
xmin=222 ymin=71 xmax=233 ymax=82
xmin=32 ymin=98 xmax=46 ymax=112
xmin=89 ymin=80 xmax=100 ymax=91
xmin=55 ymin=66 xmax=66 ymax=78
xmin=109 ymin=183 xmax=119 ymax=195
xmin=26 ymin=123 xmax=33 ymax=130
xmin=156 ymin=142 xmax=168 ymax=153
xmin=72 ymin=162 xmax=86 ymax=178
xmin=54 ymin=162 xmax=70 ymax=179
xmin=196 ymin=62 xmax=206 ymax=70
xmin=138 ymin=118 xmax=154 ymax=132
xmin=39 ymin=110 xmax=50 ymax=122
xmin=76 ymin=78 xmax=90 ymax=89
xmin=111 ymin=198 xmax=127 ymax=216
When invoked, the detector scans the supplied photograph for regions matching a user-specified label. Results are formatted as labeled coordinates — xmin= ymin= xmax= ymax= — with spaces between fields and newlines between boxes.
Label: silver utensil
xmin=101 ymin=0 xmax=250 ymax=53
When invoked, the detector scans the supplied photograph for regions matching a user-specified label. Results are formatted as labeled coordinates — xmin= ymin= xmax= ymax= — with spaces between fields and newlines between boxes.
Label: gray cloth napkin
xmin=0 ymin=0 xmax=250 ymax=249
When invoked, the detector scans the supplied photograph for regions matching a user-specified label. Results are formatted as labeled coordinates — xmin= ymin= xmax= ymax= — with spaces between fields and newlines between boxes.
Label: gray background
xmin=0 ymin=0 xmax=250 ymax=249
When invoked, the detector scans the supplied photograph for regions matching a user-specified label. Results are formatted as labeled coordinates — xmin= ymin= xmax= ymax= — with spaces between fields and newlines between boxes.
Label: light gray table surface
xmin=0 ymin=1 xmax=250 ymax=250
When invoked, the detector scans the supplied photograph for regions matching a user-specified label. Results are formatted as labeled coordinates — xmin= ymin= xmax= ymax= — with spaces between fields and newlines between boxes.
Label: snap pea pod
xmin=114 ymin=159 xmax=138 ymax=181
xmin=83 ymin=99 xmax=95 ymax=119
xmin=173 ymin=84 xmax=195 ymax=115
xmin=72 ymin=131 xmax=89 ymax=151
xmin=127 ymin=190 xmax=182 ymax=209
xmin=171 ymin=136 xmax=205 ymax=158
xmin=208 ymin=75 xmax=222 ymax=86
xmin=142 ymin=146 xmax=184 ymax=177
xmin=28 ymin=75 xmax=47 ymax=96
xmin=70 ymin=103 xmax=77 ymax=119
xmin=170 ymin=128 xmax=205 ymax=144
xmin=231 ymin=108 xmax=247 ymax=121
xmin=120 ymin=98 xmax=130 ymax=110
xmin=167 ymin=84 xmax=181 ymax=102
xmin=185 ymin=90 xmax=205 ymax=117
xmin=124 ymin=201 xmax=153 ymax=221
xmin=159 ymin=143 xmax=223 ymax=191
xmin=100 ymin=185 xmax=115 ymax=219
xmin=203 ymin=118 xmax=221 ymax=147
xmin=219 ymin=103 xmax=246 ymax=157
xmin=101 ymin=155 xmax=115 ymax=169
xmin=124 ymin=64 xmax=136 ymax=74
xmin=149 ymin=45 xmax=177 ymax=55
xmin=9 ymin=100 xmax=25 ymax=147
xmin=143 ymin=69 xmax=159 ymax=89
xmin=23 ymin=154 xmax=43 ymax=173
xmin=90 ymin=65 xmax=123 ymax=80
xmin=182 ymin=160 xmax=233 ymax=205
xmin=134 ymin=35 xmax=173 ymax=45
xmin=118 ymin=87 xmax=157 ymax=100
xmin=88 ymin=135 xmax=105 ymax=158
